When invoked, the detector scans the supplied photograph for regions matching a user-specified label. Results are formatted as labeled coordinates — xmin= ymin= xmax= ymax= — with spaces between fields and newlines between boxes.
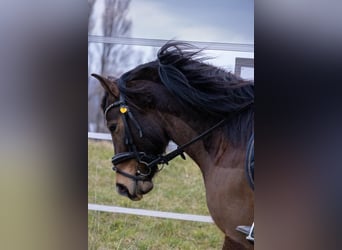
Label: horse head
xmin=92 ymin=73 xmax=170 ymax=201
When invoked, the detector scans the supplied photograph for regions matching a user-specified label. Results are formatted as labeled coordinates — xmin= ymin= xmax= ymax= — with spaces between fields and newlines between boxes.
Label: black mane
xmin=116 ymin=41 xmax=254 ymax=146
xmin=121 ymin=41 xmax=253 ymax=118
xmin=157 ymin=42 xmax=253 ymax=117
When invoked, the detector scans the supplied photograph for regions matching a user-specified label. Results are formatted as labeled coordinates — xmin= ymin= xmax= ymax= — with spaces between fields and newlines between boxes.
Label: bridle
xmin=104 ymin=76 xmax=228 ymax=182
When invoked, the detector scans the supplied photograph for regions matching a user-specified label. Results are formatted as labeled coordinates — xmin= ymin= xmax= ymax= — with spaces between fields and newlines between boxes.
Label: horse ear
xmin=91 ymin=73 xmax=119 ymax=97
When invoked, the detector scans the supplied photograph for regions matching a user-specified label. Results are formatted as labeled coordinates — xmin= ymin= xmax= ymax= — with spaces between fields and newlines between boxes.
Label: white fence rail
xmin=89 ymin=203 xmax=213 ymax=223
xmin=88 ymin=132 xmax=213 ymax=223
xmin=88 ymin=132 xmax=111 ymax=141
xmin=88 ymin=35 xmax=254 ymax=52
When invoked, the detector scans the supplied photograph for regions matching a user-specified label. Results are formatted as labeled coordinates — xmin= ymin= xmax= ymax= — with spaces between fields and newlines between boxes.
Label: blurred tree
xmin=100 ymin=0 xmax=132 ymax=76
xmin=88 ymin=0 xmax=136 ymax=132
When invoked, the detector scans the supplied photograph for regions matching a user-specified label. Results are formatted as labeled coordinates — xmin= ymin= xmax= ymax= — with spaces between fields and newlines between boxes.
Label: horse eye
xmin=109 ymin=124 xmax=117 ymax=131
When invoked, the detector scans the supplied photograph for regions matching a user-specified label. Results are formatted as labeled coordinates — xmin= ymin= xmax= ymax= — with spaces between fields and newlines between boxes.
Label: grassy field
xmin=88 ymin=140 xmax=223 ymax=250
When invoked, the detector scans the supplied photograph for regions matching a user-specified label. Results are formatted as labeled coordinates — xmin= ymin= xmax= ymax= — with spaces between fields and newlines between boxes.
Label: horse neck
xmin=162 ymin=113 xmax=243 ymax=175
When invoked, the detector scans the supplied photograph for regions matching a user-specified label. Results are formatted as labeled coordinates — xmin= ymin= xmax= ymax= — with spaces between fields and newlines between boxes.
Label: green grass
xmin=88 ymin=140 xmax=223 ymax=250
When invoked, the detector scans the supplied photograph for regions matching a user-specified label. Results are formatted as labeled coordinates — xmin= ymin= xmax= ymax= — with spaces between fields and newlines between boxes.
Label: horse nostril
xmin=116 ymin=183 xmax=129 ymax=197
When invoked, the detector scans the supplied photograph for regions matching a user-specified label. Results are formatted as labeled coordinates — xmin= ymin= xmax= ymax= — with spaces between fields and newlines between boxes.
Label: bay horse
xmin=92 ymin=42 xmax=254 ymax=250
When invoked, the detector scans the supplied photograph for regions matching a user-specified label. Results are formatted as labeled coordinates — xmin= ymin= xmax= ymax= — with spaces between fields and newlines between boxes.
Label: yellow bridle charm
xmin=120 ymin=106 xmax=128 ymax=114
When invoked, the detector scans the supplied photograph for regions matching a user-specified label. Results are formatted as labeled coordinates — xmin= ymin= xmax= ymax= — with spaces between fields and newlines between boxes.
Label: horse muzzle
xmin=116 ymin=179 xmax=154 ymax=201
xmin=112 ymin=153 xmax=157 ymax=200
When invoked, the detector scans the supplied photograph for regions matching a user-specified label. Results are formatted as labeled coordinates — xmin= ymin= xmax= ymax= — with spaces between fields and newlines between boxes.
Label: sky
xmin=129 ymin=0 xmax=254 ymax=79
xmin=89 ymin=0 xmax=254 ymax=79
xmin=128 ymin=0 xmax=254 ymax=44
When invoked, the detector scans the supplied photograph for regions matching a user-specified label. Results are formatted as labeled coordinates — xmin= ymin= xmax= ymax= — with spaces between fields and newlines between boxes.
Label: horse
xmin=92 ymin=41 xmax=254 ymax=250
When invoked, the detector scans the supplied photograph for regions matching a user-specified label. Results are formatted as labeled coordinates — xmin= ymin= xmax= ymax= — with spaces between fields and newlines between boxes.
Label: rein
xmin=105 ymin=77 xmax=227 ymax=182
xmin=155 ymin=119 xmax=227 ymax=164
